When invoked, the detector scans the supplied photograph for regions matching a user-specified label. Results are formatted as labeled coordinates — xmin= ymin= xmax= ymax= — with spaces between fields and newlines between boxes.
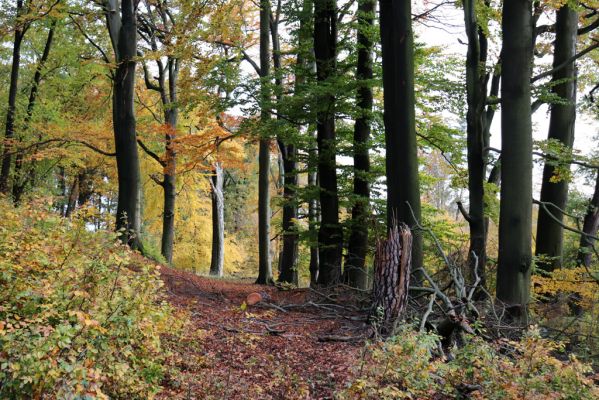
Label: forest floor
xmin=157 ymin=265 xmax=372 ymax=399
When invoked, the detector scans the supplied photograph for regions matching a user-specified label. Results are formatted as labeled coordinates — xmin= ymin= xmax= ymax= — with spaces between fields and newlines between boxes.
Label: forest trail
xmin=157 ymin=266 xmax=370 ymax=399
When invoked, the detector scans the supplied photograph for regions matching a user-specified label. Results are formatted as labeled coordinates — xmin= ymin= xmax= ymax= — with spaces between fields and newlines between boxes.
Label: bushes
xmin=341 ymin=326 xmax=599 ymax=399
xmin=0 ymin=198 xmax=173 ymax=399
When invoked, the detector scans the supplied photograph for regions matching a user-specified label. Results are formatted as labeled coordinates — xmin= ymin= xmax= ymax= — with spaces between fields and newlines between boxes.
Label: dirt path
xmin=157 ymin=266 xmax=370 ymax=399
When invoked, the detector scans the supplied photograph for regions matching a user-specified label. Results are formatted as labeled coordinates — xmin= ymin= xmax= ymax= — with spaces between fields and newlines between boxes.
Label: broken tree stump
xmin=371 ymin=222 xmax=413 ymax=333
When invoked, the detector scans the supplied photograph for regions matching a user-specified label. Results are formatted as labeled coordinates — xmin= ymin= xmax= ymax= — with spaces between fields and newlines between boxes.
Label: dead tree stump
xmin=372 ymin=222 xmax=412 ymax=333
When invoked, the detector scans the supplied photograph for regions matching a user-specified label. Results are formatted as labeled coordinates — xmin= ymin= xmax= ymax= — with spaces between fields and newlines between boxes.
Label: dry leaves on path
xmin=157 ymin=266 xmax=371 ymax=400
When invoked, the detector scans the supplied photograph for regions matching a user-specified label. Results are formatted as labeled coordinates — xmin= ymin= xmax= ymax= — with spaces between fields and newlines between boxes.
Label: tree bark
xmin=0 ymin=0 xmax=27 ymax=194
xmin=372 ymin=222 xmax=412 ymax=333
xmin=308 ymin=133 xmax=320 ymax=285
xmin=463 ymin=0 xmax=489 ymax=289
xmin=379 ymin=0 xmax=423 ymax=282
xmin=257 ymin=0 xmax=273 ymax=284
xmin=64 ymin=175 xmax=80 ymax=218
xmin=535 ymin=5 xmax=578 ymax=272
xmin=314 ymin=0 xmax=342 ymax=285
xmin=138 ymin=3 xmax=179 ymax=263
xmin=278 ymin=142 xmax=299 ymax=284
xmin=578 ymin=171 xmax=599 ymax=268
xmin=271 ymin=3 xmax=299 ymax=284
xmin=103 ymin=0 xmax=142 ymax=249
xmin=13 ymin=21 xmax=56 ymax=204
xmin=345 ymin=0 xmax=374 ymax=289
xmin=161 ymin=106 xmax=177 ymax=264
xmin=210 ymin=162 xmax=225 ymax=277
xmin=496 ymin=0 xmax=534 ymax=322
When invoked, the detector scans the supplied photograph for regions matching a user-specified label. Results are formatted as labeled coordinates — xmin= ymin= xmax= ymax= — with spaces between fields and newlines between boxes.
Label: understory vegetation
xmin=0 ymin=198 xmax=173 ymax=398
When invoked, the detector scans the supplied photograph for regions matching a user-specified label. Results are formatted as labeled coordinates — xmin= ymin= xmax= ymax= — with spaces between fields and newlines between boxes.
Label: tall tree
xmin=102 ymin=0 xmax=142 ymax=249
xmin=138 ymin=0 xmax=180 ymax=263
xmin=461 ymin=0 xmax=490 ymax=288
xmin=379 ymin=0 xmax=423 ymax=279
xmin=0 ymin=0 xmax=28 ymax=194
xmin=256 ymin=0 xmax=273 ymax=284
xmin=496 ymin=0 xmax=533 ymax=321
xmin=314 ymin=0 xmax=342 ymax=285
xmin=271 ymin=0 xmax=299 ymax=284
xmin=535 ymin=5 xmax=578 ymax=271
xmin=12 ymin=21 xmax=57 ymax=204
xmin=578 ymin=170 xmax=599 ymax=268
xmin=210 ymin=162 xmax=225 ymax=276
xmin=345 ymin=0 xmax=374 ymax=289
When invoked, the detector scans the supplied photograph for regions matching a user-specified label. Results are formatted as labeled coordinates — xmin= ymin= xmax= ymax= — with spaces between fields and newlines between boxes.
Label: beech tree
xmin=496 ymin=0 xmax=534 ymax=321
xmin=579 ymin=170 xmax=599 ymax=268
xmin=345 ymin=0 xmax=375 ymax=289
xmin=379 ymin=0 xmax=423 ymax=279
xmin=0 ymin=0 xmax=28 ymax=194
xmin=535 ymin=5 xmax=578 ymax=271
xmin=256 ymin=0 xmax=273 ymax=284
xmin=461 ymin=0 xmax=492 ymax=288
xmin=98 ymin=0 xmax=142 ymax=248
xmin=137 ymin=0 xmax=180 ymax=263
xmin=314 ymin=0 xmax=342 ymax=285
xmin=210 ymin=162 xmax=225 ymax=276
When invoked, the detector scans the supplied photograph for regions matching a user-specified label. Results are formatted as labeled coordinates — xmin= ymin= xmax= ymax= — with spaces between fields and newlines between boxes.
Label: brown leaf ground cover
xmin=157 ymin=266 xmax=371 ymax=399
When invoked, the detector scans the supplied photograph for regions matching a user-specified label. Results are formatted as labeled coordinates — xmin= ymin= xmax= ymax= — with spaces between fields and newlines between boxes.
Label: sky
xmin=413 ymin=0 xmax=598 ymax=197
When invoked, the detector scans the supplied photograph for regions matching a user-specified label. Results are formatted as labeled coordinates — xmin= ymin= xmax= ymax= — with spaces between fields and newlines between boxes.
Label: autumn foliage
xmin=0 ymin=197 xmax=172 ymax=398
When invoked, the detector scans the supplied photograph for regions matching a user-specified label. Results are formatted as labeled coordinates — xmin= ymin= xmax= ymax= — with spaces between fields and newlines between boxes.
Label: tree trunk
xmin=257 ymin=0 xmax=273 ymax=284
xmin=77 ymin=170 xmax=94 ymax=207
xmin=161 ymin=75 xmax=178 ymax=263
xmin=535 ymin=5 xmax=578 ymax=272
xmin=13 ymin=21 xmax=56 ymax=204
xmin=314 ymin=0 xmax=342 ymax=285
xmin=278 ymin=143 xmax=299 ymax=284
xmin=496 ymin=0 xmax=533 ymax=322
xmin=308 ymin=135 xmax=320 ymax=285
xmin=65 ymin=175 xmax=80 ymax=218
xmin=379 ymin=0 xmax=423 ymax=282
xmin=103 ymin=0 xmax=142 ymax=249
xmin=345 ymin=0 xmax=374 ymax=289
xmin=463 ymin=0 xmax=488 ymax=288
xmin=299 ymin=0 xmax=319 ymax=286
xmin=372 ymin=222 xmax=412 ymax=333
xmin=578 ymin=171 xmax=599 ymax=268
xmin=210 ymin=162 xmax=225 ymax=276
xmin=271 ymin=5 xmax=299 ymax=284
xmin=0 ymin=0 xmax=26 ymax=194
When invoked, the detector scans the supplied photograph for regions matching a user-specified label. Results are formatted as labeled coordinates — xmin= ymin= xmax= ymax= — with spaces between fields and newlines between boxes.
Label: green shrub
xmin=341 ymin=326 xmax=599 ymax=399
xmin=0 ymin=198 xmax=173 ymax=399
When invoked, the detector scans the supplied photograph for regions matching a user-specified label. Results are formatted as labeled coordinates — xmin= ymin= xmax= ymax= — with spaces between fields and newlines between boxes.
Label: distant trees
xmin=210 ymin=163 xmax=225 ymax=276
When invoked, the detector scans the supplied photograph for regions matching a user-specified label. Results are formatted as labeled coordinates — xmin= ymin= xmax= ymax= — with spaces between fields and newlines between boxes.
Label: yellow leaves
xmin=533 ymin=267 xmax=598 ymax=309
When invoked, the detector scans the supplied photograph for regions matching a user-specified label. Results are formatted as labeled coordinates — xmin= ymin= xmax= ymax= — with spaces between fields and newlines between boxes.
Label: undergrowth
xmin=341 ymin=325 xmax=599 ymax=399
xmin=0 ymin=198 xmax=175 ymax=399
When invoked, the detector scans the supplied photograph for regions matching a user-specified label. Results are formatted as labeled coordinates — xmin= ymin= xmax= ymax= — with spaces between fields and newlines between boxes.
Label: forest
xmin=0 ymin=0 xmax=598 ymax=398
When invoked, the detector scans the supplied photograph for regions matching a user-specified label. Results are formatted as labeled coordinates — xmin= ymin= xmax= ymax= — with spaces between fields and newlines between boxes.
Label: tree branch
xmin=532 ymin=41 xmax=599 ymax=83
xmin=137 ymin=139 xmax=165 ymax=166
